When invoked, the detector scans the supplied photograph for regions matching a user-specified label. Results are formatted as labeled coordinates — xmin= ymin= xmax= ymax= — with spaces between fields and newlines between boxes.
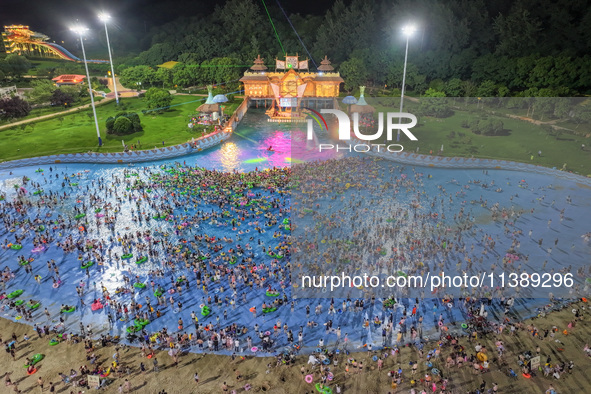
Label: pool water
xmin=0 ymin=108 xmax=589 ymax=354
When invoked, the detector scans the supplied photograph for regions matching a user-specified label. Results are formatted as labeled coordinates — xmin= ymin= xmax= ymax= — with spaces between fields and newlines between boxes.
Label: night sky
xmin=1 ymin=0 xmax=333 ymax=40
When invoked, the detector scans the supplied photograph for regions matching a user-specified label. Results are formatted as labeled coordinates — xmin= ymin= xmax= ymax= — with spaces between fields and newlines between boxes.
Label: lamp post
xmin=98 ymin=13 xmax=119 ymax=104
xmin=71 ymin=25 xmax=102 ymax=147
xmin=398 ymin=24 xmax=416 ymax=142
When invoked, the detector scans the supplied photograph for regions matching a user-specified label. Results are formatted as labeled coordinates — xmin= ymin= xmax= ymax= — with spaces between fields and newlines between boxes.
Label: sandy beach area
xmin=1 ymin=300 xmax=590 ymax=394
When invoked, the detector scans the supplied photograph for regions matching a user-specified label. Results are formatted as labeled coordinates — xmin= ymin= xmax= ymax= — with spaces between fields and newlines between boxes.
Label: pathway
xmin=0 ymin=97 xmax=114 ymax=131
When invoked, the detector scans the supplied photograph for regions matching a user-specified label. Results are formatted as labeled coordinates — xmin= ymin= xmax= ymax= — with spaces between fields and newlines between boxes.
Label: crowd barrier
xmin=349 ymin=138 xmax=591 ymax=187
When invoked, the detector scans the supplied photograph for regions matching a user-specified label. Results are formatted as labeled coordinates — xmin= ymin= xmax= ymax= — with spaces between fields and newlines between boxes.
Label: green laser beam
xmin=232 ymin=131 xmax=259 ymax=144
xmin=141 ymin=89 xmax=244 ymax=115
xmin=183 ymin=65 xmax=272 ymax=68
xmin=261 ymin=0 xmax=286 ymax=56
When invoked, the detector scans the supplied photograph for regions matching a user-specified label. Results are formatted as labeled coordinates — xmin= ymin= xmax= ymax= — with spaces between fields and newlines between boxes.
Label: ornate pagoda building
xmin=240 ymin=54 xmax=343 ymax=122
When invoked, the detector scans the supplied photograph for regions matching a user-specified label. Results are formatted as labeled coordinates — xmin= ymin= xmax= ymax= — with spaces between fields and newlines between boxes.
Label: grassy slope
xmin=0 ymin=95 xmax=240 ymax=161
xmin=365 ymin=100 xmax=591 ymax=175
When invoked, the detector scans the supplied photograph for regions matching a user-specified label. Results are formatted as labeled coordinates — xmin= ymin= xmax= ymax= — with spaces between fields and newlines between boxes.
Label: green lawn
xmin=0 ymin=95 xmax=241 ymax=162
xmin=353 ymin=99 xmax=591 ymax=175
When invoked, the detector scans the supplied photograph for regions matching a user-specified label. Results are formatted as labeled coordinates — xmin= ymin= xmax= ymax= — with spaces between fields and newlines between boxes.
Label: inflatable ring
xmin=572 ymin=308 xmax=577 ymax=314
xmin=15 ymin=316 xmax=22 ymax=320
xmin=25 ymin=353 xmax=44 ymax=367
xmin=522 ymin=373 xmax=531 ymax=378
xmin=372 ymin=355 xmax=378 ymax=361
xmin=461 ymin=323 xmax=468 ymax=329
xmin=432 ymin=368 xmax=440 ymax=375
xmin=583 ymin=297 xmax=588 ymax=303
xmin=447 ymin=303 xmax=453 ymax=308
xmin=305 ymin=374 xmax=313 ymax=384
xmin=251 ymin=347 xmax=258 ymax=352
xmin=327 ymin=372 xmax=333 ymax=381
xmin=27 ymin=368 xmax=37 ymax=375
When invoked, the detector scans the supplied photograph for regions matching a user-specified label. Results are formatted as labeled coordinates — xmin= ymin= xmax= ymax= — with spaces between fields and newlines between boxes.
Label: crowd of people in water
xmin=0 ymin=156 xmax=589 ymax=393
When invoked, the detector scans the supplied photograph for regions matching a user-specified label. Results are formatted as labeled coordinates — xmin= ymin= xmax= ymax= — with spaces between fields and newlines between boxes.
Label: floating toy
xmin=201 ymin=305 xmax=211 ymax=317
xmin=266 ymin=290 xmax=280 ymax=297
xmin=49 ymin=339 xmax=59 ymax=346
xmin=134 ymin=283 xmax=146 ymax=289
xmin=10 ymin=244 xmax=23 ymax=250
xmin=7 ymin=290 xmax=23 ymax=299
xmin=24 ymin=353 xmax=44 ymax=367
xmin=126 ymin=325 xmax=142 ymax=334
xmin=315 ymin=383 xmax=333 ymax=394
xmin=28 ymin=302 xmax=40 ymax=310
xmin=134 ymin=319 xmax=150 ymax=327
xmin=136 ymin=256 xmax=148 ymax=265
xmin=81 ymin=262 xmax=94 ymax=269
xmin=74 ymin=213 xmax=86 ymax=219
xmin=60 ymin=306 xmax=75 ymax=313
xmin=121 ymin=254 xmax=133 ymax=260
xmin=262 ymin=306 xmax=277 ymax=313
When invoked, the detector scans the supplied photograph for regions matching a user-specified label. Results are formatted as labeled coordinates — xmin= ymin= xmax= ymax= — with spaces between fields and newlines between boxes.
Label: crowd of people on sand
xmin=0 ymin=156 xmax=589 ymax=393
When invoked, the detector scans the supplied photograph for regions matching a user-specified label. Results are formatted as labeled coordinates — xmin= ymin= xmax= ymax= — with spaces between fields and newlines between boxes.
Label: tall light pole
xmin=71 ymin=25 xmax=102 ymax=147
xmin=398 ymin=24 xmax=416 ymax=142
xmin=98 ymin=13 xmax=119 ymax=104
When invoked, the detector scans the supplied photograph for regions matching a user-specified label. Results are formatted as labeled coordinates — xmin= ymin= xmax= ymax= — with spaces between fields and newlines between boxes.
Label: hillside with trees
xmin=113 ymin=0 xmax=591 ymax=97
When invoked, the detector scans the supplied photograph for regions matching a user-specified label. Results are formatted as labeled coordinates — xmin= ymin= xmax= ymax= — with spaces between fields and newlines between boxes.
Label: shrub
xmin=106 ymin=112 xmax=142 ymax=135
xmin=113 ymin=116 xmax=133 ymax=134
xmin=106 ymin=117 xmax=116 ymax=131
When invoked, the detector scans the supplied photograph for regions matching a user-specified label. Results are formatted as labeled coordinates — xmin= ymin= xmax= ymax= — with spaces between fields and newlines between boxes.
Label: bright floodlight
xmin=70 ymin=26 xmax=88 ymax=35
xmin=402 ymin=25 xmax=416 ymax=37
xmin=98 ymin=13 xmax=111 ymax=22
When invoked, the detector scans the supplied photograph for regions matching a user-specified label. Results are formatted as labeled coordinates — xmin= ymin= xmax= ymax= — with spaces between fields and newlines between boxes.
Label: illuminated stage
xmin=241 ymin=55 xmax=343 ymax=122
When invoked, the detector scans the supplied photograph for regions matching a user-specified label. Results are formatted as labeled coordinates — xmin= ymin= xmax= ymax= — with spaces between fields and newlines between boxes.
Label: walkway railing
xmin=224 ymin=98 xmax=249 ymax=133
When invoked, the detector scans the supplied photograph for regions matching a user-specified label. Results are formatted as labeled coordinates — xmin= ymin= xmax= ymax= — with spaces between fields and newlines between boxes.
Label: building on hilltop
xmin=2 ymin=25 xmax=107 ymax=63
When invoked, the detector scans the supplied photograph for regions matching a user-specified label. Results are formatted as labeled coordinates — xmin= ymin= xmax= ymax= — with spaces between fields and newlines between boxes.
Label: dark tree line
xmin=114 ymin=0 xmax=591 ymax=96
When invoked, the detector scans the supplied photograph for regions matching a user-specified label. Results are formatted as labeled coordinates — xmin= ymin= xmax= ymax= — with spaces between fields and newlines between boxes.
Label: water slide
xmin=43 ymin=42 xmax=108 ymax=63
